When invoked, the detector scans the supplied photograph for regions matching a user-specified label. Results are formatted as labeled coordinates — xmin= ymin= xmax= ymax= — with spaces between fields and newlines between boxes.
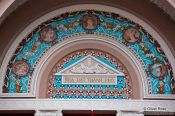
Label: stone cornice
xmin=0 ymin=99 xmax=174 ymax=112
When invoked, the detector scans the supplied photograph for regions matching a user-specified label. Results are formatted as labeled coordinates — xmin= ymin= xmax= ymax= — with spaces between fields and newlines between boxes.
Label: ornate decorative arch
xmin=35 ymin=38 xmax=145 ymax=99
xmin=0 ymin=5 xmax=174 ymax=99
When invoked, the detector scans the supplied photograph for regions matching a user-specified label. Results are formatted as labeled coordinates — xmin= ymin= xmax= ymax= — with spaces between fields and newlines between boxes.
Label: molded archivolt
xmin=36 ymin=38 xmax=144 ymax=99
xmin=48 ymin=49 xmax=132 ymax=99
xmin=0 ymin=8 xmax=174 ymax=99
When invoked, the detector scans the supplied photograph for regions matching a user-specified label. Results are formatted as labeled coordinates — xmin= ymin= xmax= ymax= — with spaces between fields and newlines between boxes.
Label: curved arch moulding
xmin=0 ymin=4 xmax=175 ymax=99
xmin=36 ymin=37 xmax=145 ymax=99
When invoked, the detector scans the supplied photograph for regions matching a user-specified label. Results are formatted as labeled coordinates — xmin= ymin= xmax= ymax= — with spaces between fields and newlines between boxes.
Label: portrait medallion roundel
xmin=13 ymin=61 xmax=29 ymax=77
xmin=82 ymin=14 xmax=99 ymax=31
xmin=39 ymin=26 xmax=57 ymax=42
xmin=149 ymin=61 xmax=167 ymax=80
xmin=124 ymin=28 xmax=141 ymax=43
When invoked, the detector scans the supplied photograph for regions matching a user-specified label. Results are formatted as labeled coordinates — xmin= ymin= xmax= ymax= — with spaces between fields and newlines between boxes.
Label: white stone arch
xmin=0 ymin=4 xmax=174 ymax=99
xmin=34 ymin=35 xmax=145 ymax=99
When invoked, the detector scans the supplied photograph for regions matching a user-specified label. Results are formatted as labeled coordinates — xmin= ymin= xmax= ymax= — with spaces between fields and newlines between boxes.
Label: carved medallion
xmin=39 ymin=26 xmax=57 ymax=42
xmin=13 ymin=61 xmax=29 ymax=77
xmin=149 ymin=62 xmax=167 ymax=80
xmin=82 ymin=15 xmax=99 ymax=31
xmin=124 ymin=28 xmax=141 ymax=43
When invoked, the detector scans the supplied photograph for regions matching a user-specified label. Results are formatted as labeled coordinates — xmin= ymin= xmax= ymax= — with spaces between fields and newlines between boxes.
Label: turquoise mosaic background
xmin=3 ymin=10 xmax=175 ymax=97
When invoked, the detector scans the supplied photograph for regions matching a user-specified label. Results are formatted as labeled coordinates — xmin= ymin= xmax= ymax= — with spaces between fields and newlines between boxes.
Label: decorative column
xmin=117 ymin=111 xmax=144 ymax=116
xmin=35 ymin=110 xmax=62 ymax=116
xmin=116 ymin=111 xmax=122 ymax=116
xmin=57 ymin=110 xmax=63 ymax=116
xmin=34 ymin=110 xmax=40 ymax=116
